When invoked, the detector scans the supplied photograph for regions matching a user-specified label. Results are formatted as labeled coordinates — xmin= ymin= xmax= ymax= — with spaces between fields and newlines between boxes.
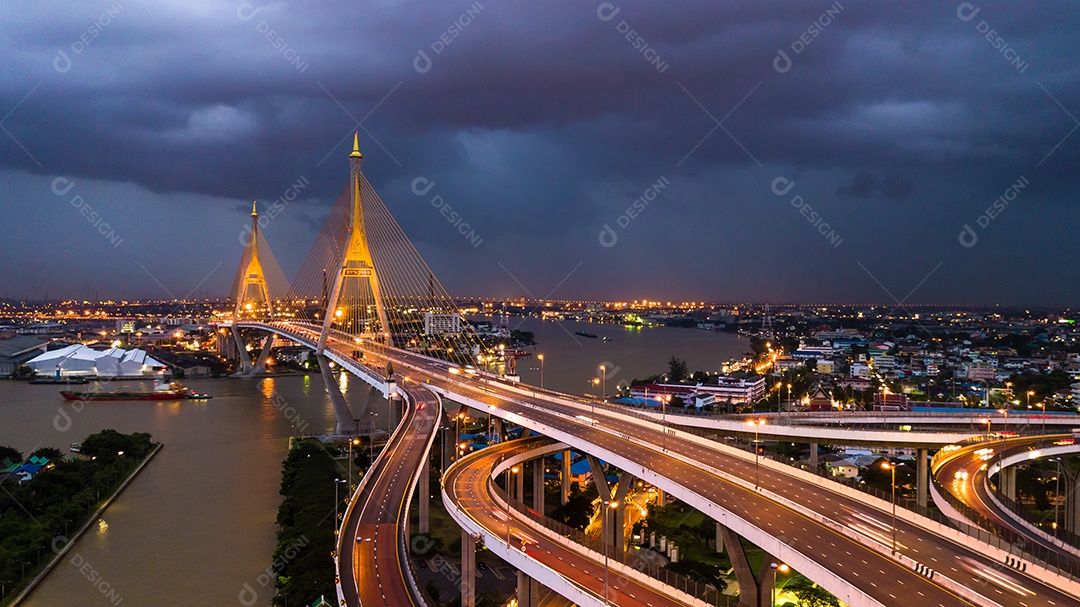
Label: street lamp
xmin=505 ymin=465 xmax=520 ymax=547
xmin=591 ymin=378 xmax=600 ymax=413
xmin=348 ymin=438 xmax=359 ymax=486
xmin=601 ymin=364 xmax=607 ymax=402
xmin=747 ymin=418 xmax=766 ymax=489
xmin=997 ymin=407 xmax=1009 ymax=494
xmin=1038 ymin=401 xmax=1047 ymax=437
xmin=980 ymin=418 xmax=991 ymax=440
xmin=334 ymin=478 xmax=348 ymax=534
xmin=662 ymin=395 xmax=671 ymax=451
xmin=786 ymin=383 xmax=792 ymax=414
xmin=538 ymin=354 xmax=544 ymax=388
xmin=602 ymin=500 xmax=619 ymax=605
xmin=880 ymin=461 xmax=897 ymax=553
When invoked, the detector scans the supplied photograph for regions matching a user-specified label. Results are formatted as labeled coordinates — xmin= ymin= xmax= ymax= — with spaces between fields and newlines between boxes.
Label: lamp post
xmin=881 ymin=461 xmax=897 ymax=553
xmin=981 ymin=418 xmax=991 ymax=440
xmin=747 ymin=418 xmax=766 ymax=489
xmin=770 ymin=562 xmax=778 ymax=606
xmin=1038 ymin=401 xmax=1047 ymax=437
xmin=334 ymin=478 xmax=347 ymax=533
xmin=602 ymin=500 xmax=619 ymax=605
xmin=591 ymin=378 xmax=600 ymax=414
xmin=505 ymin=465 xmax=519 ymax=547
xmin=662 ymin=395 xmax=670 ymax=451
xmin=348 ymin=438 xmax=359 ymax=487
xmin=786 ymin=383 xmax=791 ymax=414
xmin=996 ymin=407 xmax=1009 ymax=495
xmin=1054 ymin=457 xmax=1062 ymax=531
xmin=538 ymin=354 xmax=544 ymax=388
xmin=601 ymin=364 xmax=607 ymax=402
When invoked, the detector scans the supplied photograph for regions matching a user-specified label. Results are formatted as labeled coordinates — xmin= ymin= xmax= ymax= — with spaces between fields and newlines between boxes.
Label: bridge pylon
xmin=233 ymin=201 xmax=275 ymax=321
xmin=316 ymin=133 xmax=392 ymax=354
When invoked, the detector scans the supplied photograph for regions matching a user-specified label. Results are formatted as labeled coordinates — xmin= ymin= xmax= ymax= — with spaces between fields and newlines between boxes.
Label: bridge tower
xmin=234 ymin=201 xmax=274 ymax=321
xmin=316 ymin=133 xmax=393 ymax=354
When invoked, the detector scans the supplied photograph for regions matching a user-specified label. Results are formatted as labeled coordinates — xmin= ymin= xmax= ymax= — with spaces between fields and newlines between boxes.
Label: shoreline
xmin=8 ymin=442 xmax=164 ymax=607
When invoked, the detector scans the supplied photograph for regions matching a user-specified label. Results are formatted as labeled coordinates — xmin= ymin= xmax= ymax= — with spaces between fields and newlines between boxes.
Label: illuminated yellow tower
xmin=233 ymin=201 xmax=273 ymax=320
xmin=317 ymin=133 xmax=392 ymax=351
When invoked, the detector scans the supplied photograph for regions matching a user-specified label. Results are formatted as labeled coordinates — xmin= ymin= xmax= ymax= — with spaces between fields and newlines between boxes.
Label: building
xmin=0 ymin=334 xmax=49 ymax=377
xmin=871 ymin=354 xmax=896 ymax=370
xmin=816 ymin=359 xmax=835 ymax=374
xmin=629 ymin=375 xmax=766 ymax=405
xmin=965 ymin=362 xmax=997 ymax=382
xmin=26 ymin=344 xmax=166 ymax=377
xmin=424 ymin=312 xmax=462 ymax=335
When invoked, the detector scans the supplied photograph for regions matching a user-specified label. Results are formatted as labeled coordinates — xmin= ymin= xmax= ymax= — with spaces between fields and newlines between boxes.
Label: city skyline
xmin=1 ymin=2 xmax=1078 ymax=305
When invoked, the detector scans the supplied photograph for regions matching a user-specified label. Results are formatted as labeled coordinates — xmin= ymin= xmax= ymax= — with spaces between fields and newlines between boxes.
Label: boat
xmin=30 ymin=376 xmax=89 ymax=385
xmin=575 ymin=331 xmax=598 ymax=339
xmin=60 ymin=380 xmax=190 ymax=401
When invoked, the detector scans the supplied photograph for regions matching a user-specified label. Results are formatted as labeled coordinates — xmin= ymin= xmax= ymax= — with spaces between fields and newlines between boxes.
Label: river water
xmin=0 ymin=320 xmax=745 ymax=605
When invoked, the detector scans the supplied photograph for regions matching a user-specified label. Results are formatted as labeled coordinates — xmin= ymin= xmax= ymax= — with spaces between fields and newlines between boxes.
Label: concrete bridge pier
xmin=516 ymin=571 xmax=540 ymax=607
xmin=1001 ymin=465 xmax=1017 ymax=500
xmin=461 ymin=530 xmax=476 ymax=607
xmin=715 ymin=521 xmax=725 ymax=553
xmin=232 ymin=326 xmax=253 ymax=373
xmin=315 ymin=353 xmax=352 ymax=435
xmin=533 ymin=456 xmax=545 ymax=512
xmin=917 ymin=448 xmax=928 ymax=509
xmin=587 ymin=455 xmax=633 ymax=560
xmin=418 ymin=457 xmax=430 ymax=534
xmin=515 ymin=461 xmax=525 ymax=501
xmin=248 ymin=333 xmax=275 ymax=375
xmin=1061 ymin=459 xmax=1080 ymax=534
xmin=809 ymin=442 xmax=819 ymax=468
xmin=719 ymin=524 xmax=776 ymax=607
xmin=560 ymin=449 xmax=571 ymax=505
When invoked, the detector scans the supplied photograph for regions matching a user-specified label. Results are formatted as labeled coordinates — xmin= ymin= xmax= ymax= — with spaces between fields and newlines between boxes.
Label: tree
xmin=790 ymin=581 xmax=840 ymax=607
xmin=0 ymin=445 xmax=22 ymax=463
xmin=385 ymin=361 xmax=394 ymax=379
xmin=667 ymin=357 xmax=689 ymax=383
xmin=30 ymin=447 xmax=64 ymax=461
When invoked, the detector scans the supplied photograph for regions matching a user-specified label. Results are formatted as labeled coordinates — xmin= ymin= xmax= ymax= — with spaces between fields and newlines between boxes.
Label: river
xmin=0 ymin=320 xmax=745 ymax=605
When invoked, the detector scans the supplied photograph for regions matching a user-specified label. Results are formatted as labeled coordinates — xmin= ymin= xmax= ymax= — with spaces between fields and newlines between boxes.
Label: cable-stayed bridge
xmin=219 ymin=136 xmax=1080 ymax=607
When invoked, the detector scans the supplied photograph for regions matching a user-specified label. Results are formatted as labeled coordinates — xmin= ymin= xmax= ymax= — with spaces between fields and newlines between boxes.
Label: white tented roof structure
xmin=26 ymin=344 xmax=101 ymax=376
xmin=26 ymin=345 xmax=167 ymax=377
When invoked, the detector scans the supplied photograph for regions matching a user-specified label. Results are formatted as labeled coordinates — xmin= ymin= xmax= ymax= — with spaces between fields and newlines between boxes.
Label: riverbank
xmin=6 ymin=439 xmax=162 ymax=607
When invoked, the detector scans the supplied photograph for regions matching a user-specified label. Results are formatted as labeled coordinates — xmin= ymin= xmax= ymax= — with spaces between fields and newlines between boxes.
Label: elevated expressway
xmin=933 ymin=434 xmax=1080 ymax=563
xmin=297 ymin=329 xmax=440 ymax=607
xmin=237 ymin=321 xmax=1080 ymax=607
xmin=444 ymin=435 xmax=700 ymax=607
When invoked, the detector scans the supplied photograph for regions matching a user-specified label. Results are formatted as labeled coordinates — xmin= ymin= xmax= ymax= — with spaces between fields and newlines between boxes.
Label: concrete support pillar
xmin=533 ymin=456 xmax=545 ymax=513
xmin=657 ymin=488 xmax=665 ymax=507
xmin=492 ymin=417 xmax=507 ymax=443
xmin=232 ymin=326 xmax=253 ymax=373
xmin=917 ymin=448 xmax=928 ymax=509
xmin=560 ymin=450 xmax=571 ymax=505
xmin=1002 ymin=466 xmax=1017 ymax=500
xmin=809 ymin=442 xmax=819 ymax=468
xmin=316 ymin=353 xmax=351 ymax=434
xmin=715 ymin=521 xmax=725 ymax=553
xmin=1061 ymin=460 xmax=1080 ymax=534
xmin=418 ymin=457 xmax=430 ymax=534
xmin=250 ymin=333 xmax=276 ymax=375
xmin=516 ymin=463 xmax=525 ymax=501
xmin=461 ymin=530 xmax=476 ymax=607
xmin=516 ymin=570 xmax=540 ymax=607
xmin=587 ymin=455 xmax=633 ymax=560
xmin=720 ymin=524 xmax=776 ymax=607
xmin=441 ymin=424 xmax=453 ymax=473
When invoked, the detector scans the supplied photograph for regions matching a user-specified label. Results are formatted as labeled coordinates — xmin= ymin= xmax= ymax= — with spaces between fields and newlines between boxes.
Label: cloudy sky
xmin=1 ymin=1 xmax=1077 ymax=305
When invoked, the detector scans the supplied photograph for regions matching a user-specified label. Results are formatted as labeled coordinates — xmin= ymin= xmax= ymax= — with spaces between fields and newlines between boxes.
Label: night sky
xmin=1 ymin=2 xmax=1077 ymax=305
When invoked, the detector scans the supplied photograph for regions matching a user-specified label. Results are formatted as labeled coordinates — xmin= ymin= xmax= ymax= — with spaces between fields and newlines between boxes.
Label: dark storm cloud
xmin=0 ymin=1 xmax=1078 ymax=303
